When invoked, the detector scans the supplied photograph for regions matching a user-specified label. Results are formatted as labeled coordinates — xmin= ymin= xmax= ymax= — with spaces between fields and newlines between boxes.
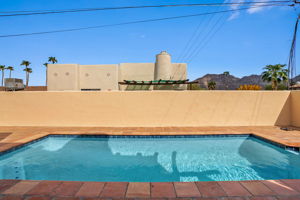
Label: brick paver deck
xmin=0 ymin=126 xmax=300 ymax=199
xmin=0 ymin=179 xmax=300 ymax=199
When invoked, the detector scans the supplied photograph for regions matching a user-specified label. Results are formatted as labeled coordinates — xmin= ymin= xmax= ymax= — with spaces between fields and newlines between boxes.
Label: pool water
xmin=0 ymin=135 xmax=300 ymax=182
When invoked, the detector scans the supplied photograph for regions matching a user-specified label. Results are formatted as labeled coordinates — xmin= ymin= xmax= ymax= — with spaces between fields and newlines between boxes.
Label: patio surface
xmin=0 ymin=126 xmax=300 ymax=199
xmin=1 ymin=179 xmax=300 ymax=200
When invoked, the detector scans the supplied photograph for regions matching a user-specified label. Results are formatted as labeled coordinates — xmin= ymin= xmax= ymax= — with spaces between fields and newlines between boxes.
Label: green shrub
xmin=265 ymin=84 xmax=288 ymax=90
xmin=189 ymin=83 xmax=205 ymax=90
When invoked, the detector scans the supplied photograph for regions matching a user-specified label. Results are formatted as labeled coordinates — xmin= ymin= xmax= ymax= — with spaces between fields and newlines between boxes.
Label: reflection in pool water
xmin=0 ymin=135 xmax=299 ymax=182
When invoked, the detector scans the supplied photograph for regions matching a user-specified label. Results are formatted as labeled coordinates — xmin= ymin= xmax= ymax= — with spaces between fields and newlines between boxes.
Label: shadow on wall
xmin=275 ymin=93 xmax=291 ymax=127
xmin=154 ymin=85 xmax=184 ymax=90
xmin=125 ymin=85 xmax=150 ymax=91
xmin=125 ymin=85 xmax=184 ymax=90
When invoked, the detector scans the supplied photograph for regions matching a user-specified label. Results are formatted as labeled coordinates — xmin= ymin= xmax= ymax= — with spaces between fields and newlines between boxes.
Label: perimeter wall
xmin=0 ymin=91 xmax=297 ymax=127
xmin=291 ymin=91 xmax=300 ymax=127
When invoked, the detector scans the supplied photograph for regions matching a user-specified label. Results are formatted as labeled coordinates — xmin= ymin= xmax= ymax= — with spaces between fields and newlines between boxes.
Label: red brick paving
xmin=54 ymin=197 xmax=80 ymax=200
xmin=2 ymin=181 xmax=39 ymax=195
xmin=195 ymin=181 xmax=226 ymax=197
xmin=0 ymin=180 xmax=20 ymax=193
xmin=0 ymin=196 xmax=23 ymax=200
xmin=1 ymin=180 xmax=300 ymax=200
xmin=126 ymin=182 xmax=150 ymax=198
xmin=240 ymin=181 xmax=274 ymax=196
xmin=75 ymin=182 xmax=104 ymax=198
xmin=99 ymin=182 xmax=128 ymax=198
xmin=151 ymin=182 xmax=176 ymax=198
xmin=26 ymin=181 xmax=62 ymax=195
xmin=174 ymin=182 xmax=201 ymax=197
xmin=276 ymin=197 xmax=300 ymax=200
xmin=281 ymin=179 xmax=300 ymax=192
xmin=262 ymin=180 xmax=300 ymax=196
xmin=218 ymin=181 xmax=251 ymax=196
xmin=250 ymin=197 xmax=277 ymax=200
xmin=51 ymin=181 xmax=83 ymax=197
xmin=26 ymin=197 xmax=51 ymax=200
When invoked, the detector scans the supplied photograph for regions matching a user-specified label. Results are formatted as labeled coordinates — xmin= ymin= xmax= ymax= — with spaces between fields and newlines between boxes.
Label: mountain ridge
xmin=194 ymin=74 xmax=300 ymax=90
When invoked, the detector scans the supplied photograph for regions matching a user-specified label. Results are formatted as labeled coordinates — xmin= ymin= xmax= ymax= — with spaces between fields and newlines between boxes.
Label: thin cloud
xmin=228 ymin=0 xmax=269 ymax=20
xmin=247 ymin=2 xmax=267 ymax=13
xmin=228 ymin=11 xmax=240 ymax=20
xmin=228 ymin=0 xmax=244 ymax=21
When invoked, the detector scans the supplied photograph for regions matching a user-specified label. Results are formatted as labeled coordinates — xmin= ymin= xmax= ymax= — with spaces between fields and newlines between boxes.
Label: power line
xmin=186 ymin=16 xmax=227 ymax=63
xmin=177 ymin=2 xmax=292 ymax=63
xmin=176 ymin=14 xmax=209 ymax=63
xmin=288 ymin=16 xmax=299 ymax=86
xmin=185 ymin=7 xmax=230 ymax=63
xmin=174 ymin=2 xmax=227 ymax=78
xmin=0 ymin=4 xmax=289 ymax=38
xmin=183 ymin=3 xmax=290 ymax=63
xmin=0 ymin=1 xmax=291 ymax=17
xmin=177 ymin=2 xmax=227 ymax=63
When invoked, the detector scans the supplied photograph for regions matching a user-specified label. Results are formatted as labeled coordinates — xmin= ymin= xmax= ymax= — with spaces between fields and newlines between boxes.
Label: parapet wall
xmin=0 ymin=91 xmax=294 ymax=127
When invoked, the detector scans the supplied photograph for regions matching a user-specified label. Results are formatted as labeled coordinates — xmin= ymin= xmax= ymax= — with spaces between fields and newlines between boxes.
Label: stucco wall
xmin=48 ymin=63 xmax=187 ymax=91
xmin=118 ymin=63 xmax=154 ymax=91
xmin=79 ymin=65 xmax=118 ymax=91
xmin=291 ymin=91 xmax=300 ymax=127
xmin=47 ymin=64 xmax=79 ymax=91
xmin=0 ymin=91 xmax=291 ymax=127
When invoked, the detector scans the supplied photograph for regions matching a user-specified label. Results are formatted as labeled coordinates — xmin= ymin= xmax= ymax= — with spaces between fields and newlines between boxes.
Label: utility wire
xmin=183 ymin=3 xmax=289 ymax=63
xmin=187 ymin=16 xmax=227 ymax=63
xmin=0 ymin=4 xmax=289 ymax=38
xmin=288 ymin=16 xmax=299 ymax=86
xmin=174 ymin=3 xmax=225 ymax=77
xmin=176 ymin=14 xmax=209 ymax=63
xmin=185 ymin=11 xmax=228 ymax=63
xmin=0 ymin=1 xmax=291 ymax=17
xmin=178 ymin=2 xmax=227 ymax=63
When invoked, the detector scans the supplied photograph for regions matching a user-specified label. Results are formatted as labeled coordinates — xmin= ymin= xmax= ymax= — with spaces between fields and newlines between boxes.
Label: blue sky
xmin=0 ymin=0 xmax=299 ymax=85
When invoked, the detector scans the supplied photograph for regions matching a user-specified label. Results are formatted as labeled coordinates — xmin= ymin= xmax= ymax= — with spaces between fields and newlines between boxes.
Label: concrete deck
xmin=1 ymin=126 xmax=300 ymax=199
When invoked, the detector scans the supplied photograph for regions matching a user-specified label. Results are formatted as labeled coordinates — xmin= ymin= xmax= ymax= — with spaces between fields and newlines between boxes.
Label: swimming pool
xmin=0 ymin=135 xmax=299 ymax=182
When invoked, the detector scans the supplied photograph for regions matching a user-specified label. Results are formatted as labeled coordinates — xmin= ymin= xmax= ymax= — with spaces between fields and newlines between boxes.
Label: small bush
xmin=208 ymin=81 xmax=216 ymax=90
xmin=189 ymin=83 xmax=205 ymax=90
xmin=237 ymin=84 xmax=262 ymax=90
xmin=264 ymin=84 xmax=288 ymax=90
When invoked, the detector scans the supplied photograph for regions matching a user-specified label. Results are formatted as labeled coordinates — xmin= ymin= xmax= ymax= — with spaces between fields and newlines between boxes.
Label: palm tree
xmin=223 ymin=71 xmax=230 ymax=89
xmin=43 ymin=63 xmax=48 ymax=86
xmin=21 ymin=60 xmax=31 ymax=87
xmin=46 ymin=57 xmax=57 ymax=86
xmin=6 ymin=66 xmax=14 ymax=78
xmin=23 ymin=68 xmax=33 ymax=86
xmin=48 ymin=57 xmax=57 ymax=64
xmin=0 ymin=65 xmax=5 ymax=86
xmin=223 ymin=71 xmax=230 ymax=76
xmin=208 ymin=81 xmax=216 ymax=90
xmin=262 ymin=64 xmax=288 ymax=90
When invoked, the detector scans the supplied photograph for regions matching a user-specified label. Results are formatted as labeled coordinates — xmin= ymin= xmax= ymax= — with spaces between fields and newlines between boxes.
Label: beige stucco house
xmin=47 ymin=51 xmax=187 ymax=91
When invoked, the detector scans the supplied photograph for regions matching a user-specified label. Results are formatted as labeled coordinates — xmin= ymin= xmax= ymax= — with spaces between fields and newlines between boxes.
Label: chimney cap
xmin=158 ymin=51 xmax=170 ymax=55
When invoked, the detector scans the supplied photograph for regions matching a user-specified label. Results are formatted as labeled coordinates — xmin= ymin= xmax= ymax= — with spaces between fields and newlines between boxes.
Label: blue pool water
xmin=0 ymin=135 xmax=300 ymax=182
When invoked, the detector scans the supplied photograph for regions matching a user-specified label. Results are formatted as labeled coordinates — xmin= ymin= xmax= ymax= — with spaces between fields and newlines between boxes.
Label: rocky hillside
xmin=293 ymin=74 xmax=300 ymax=83
xmin=194 ymin=74 xmax=269 ymax=90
